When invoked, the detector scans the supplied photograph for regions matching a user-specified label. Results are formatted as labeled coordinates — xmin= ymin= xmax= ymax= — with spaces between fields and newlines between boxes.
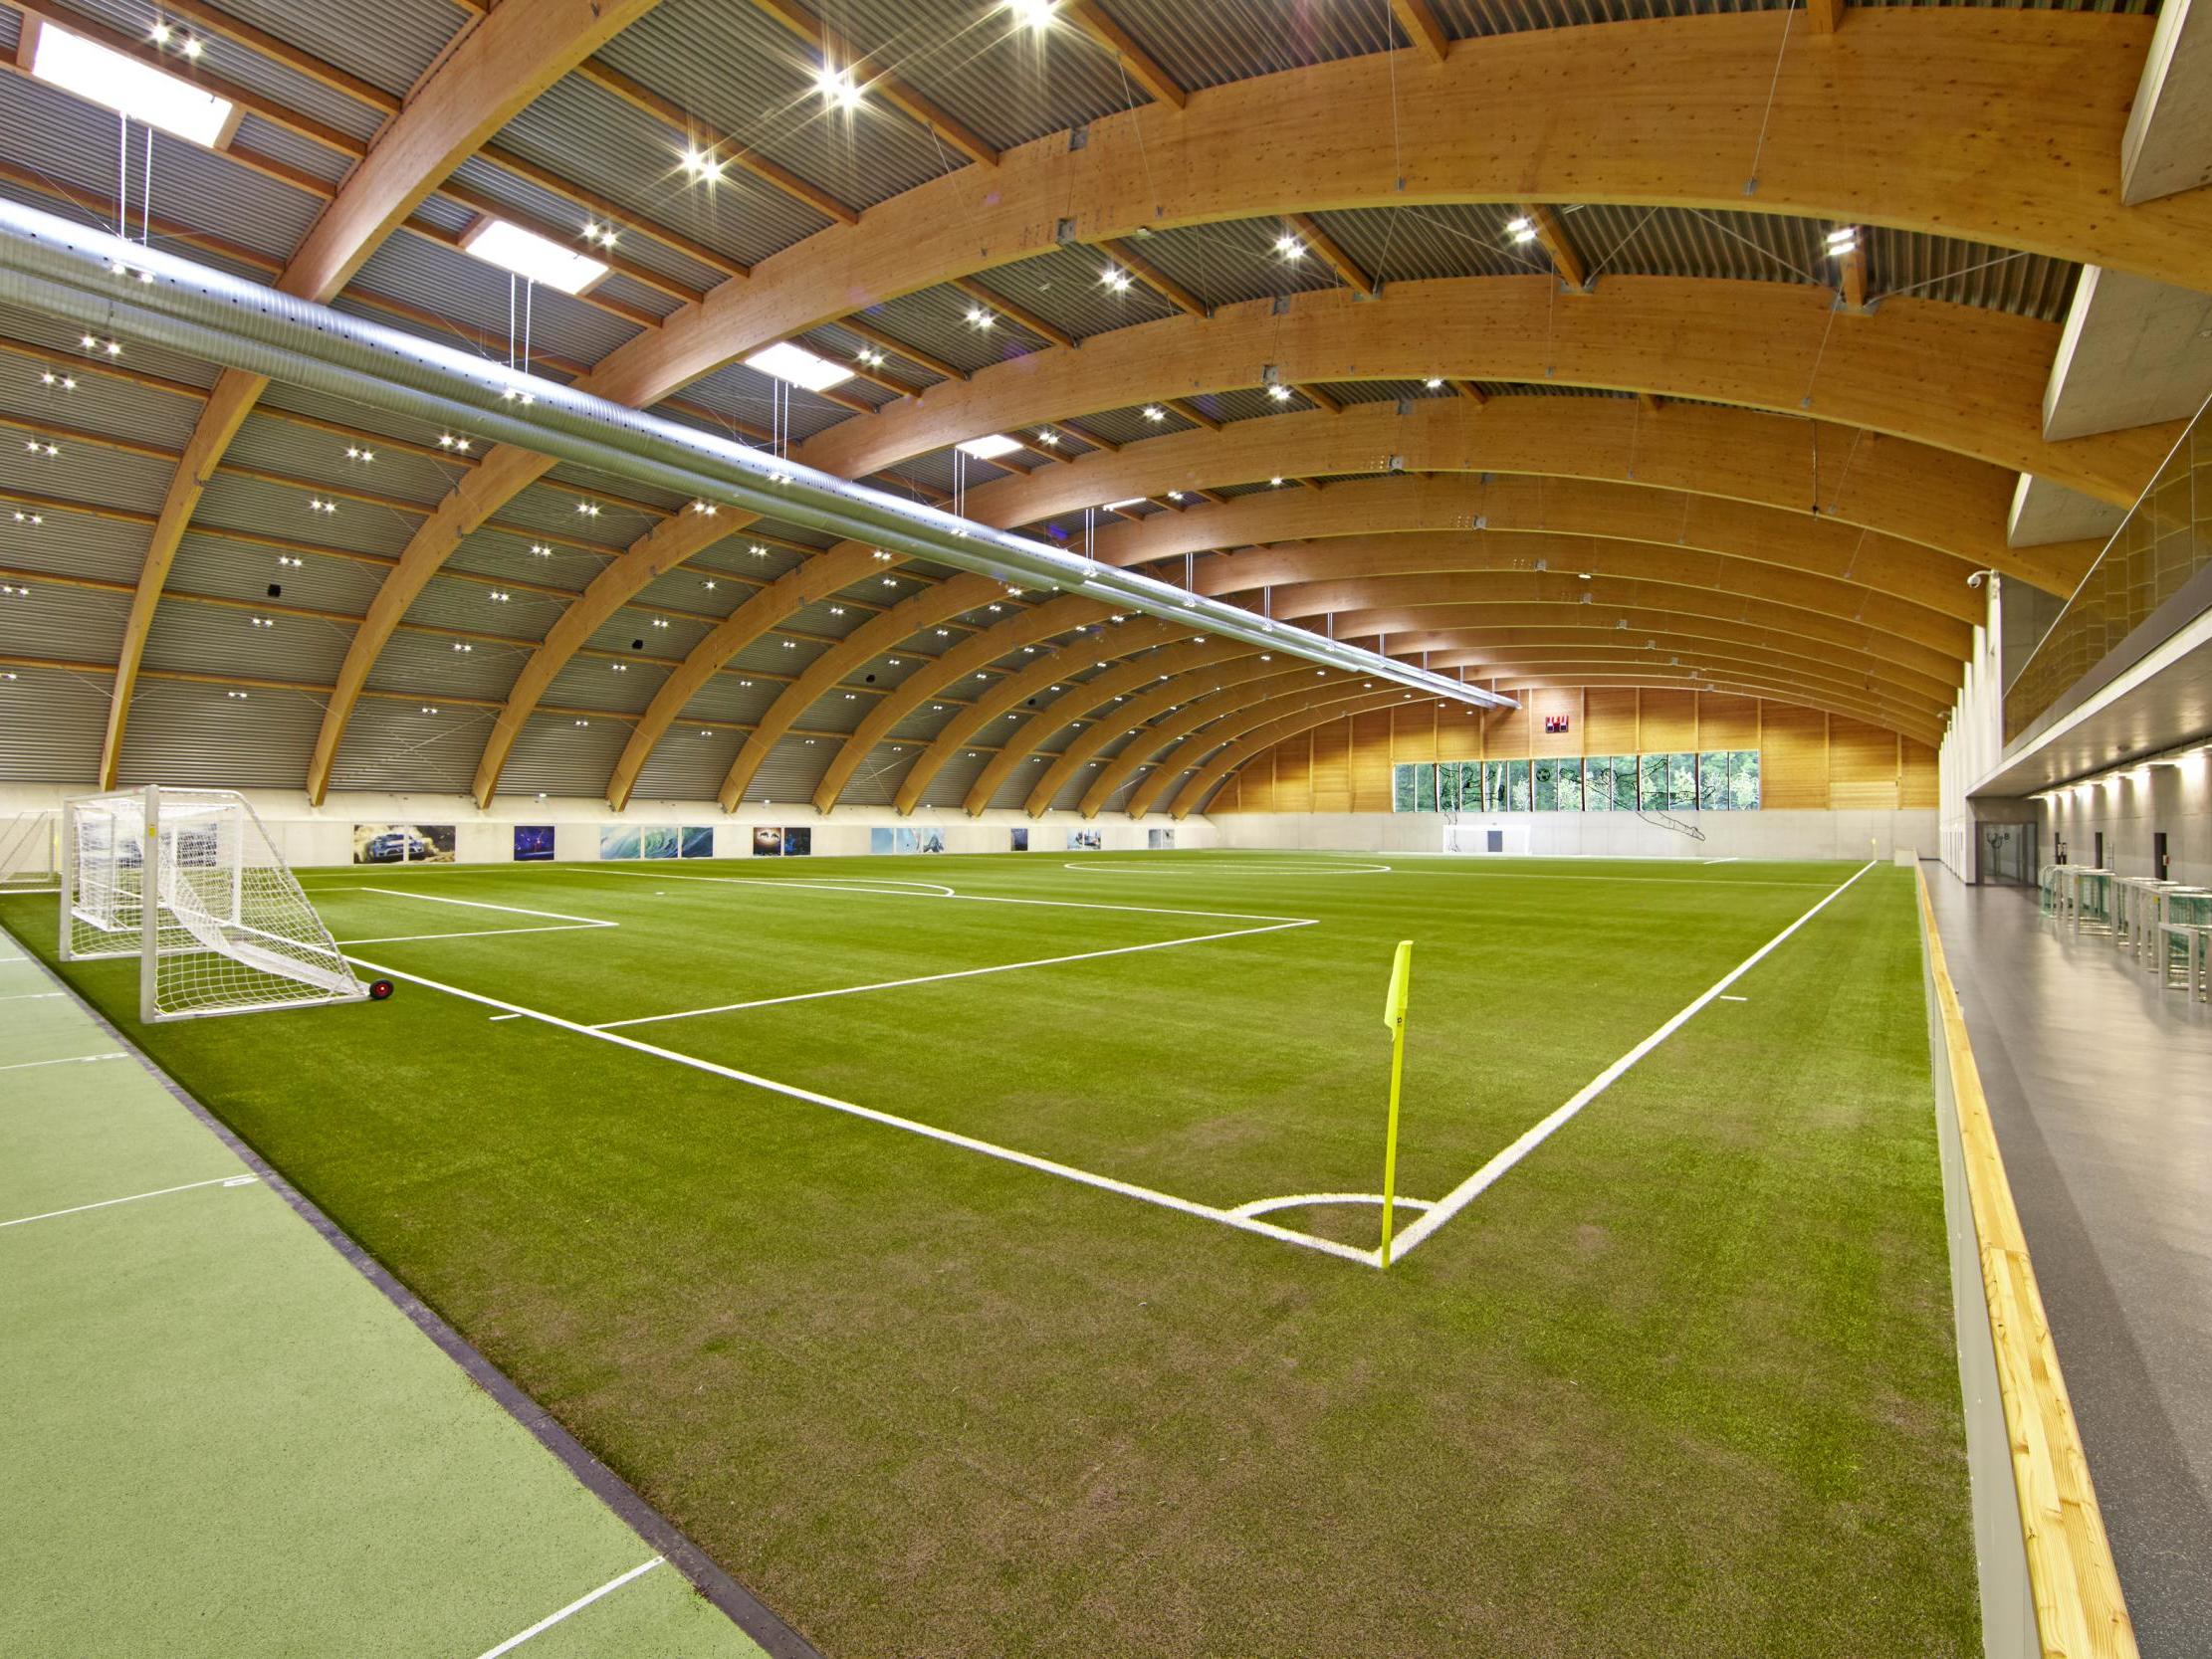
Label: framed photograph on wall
xmin=1009 ymin=828 xmax=1028 ymax=852
xmin=353 ymin=824 xmax=456 ymax=864
xmin=598 ymin=825 xmax=640 ymax=860
xmin=681 ymin=826 xmax=715 ymax=858
xmin=781 ymin=827 xmax=811 ymax=856
xmin=513 ymin=825 xmax=554 ymax=862
xmin=753 ymin=826 xmax=783 ymax=857
xmin=1067 ymin=829 xmax=1103 ymax=852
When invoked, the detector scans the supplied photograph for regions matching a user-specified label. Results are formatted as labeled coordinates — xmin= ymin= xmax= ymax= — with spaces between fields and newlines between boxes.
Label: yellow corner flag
xmin=1379 ymin=940 xmax=1412 ymax=1268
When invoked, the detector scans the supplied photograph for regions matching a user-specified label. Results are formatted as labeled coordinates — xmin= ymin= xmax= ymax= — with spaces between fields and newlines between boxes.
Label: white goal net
xmin=61 ymin=786 xmax=368 ymax=1022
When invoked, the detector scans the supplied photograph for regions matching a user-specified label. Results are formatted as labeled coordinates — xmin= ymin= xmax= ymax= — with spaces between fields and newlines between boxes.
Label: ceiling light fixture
xmin=30 ymin=19 xmax=236 ymax=147
xmin=746 ymin=340 xmax=854 ymax=392
xmin=814 ymin=65 xmax=862 ymax=109
xmin=462 ymin=218 xmax=609 ymax=296
xmin=1101 ymin=266 xmax=1132 ymax=293
xmin=1142 ymin=405 xmax=1166 ymax=422
xmin=1274 ymin=233 xmax=1303 ymax=260
xmin=1505 ymin=215 xmax=1536 ymax=245
xmin=1825 ymin=225 xmax=1860 ymax=258
xmin=679 ymin=147 xmax=724 ymax=182
xmin=957 ymin=433 xmax=1022 ymax=461
xmin=1267 ymin=384 xmax=1292 ymax=402
xmin=964 ymin=306 xmax=995 ymax=329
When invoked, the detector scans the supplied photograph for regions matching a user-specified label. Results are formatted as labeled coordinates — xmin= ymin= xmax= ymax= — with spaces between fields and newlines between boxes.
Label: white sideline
xmin=472 ymin=1557 xmax=662 ymax=1659
xmin=1231 ymin=1192 xmax=1436 ymax=1220
xmin=593 ymin=919 xmax=1314 ymax=1029
xmin=0 ymin=1052 xmax=124 ymax=1074
xmin=1 ymin=1173 xmax=257 ymax=1229
xmin=340 ymin=952 xmax=1381 ymax=1269
xmin=357 ymin=887 xmax=615 ymax=926
xmin=575 ymin=864 xmax=1310 ymax=925
xmin=1067 ymin=860 xmax=1393 ymax=877
xmin=1387 ymin=860 xmax=1878 ymax=1263
xmin=335 ymin=923 xmax=617 ymax=946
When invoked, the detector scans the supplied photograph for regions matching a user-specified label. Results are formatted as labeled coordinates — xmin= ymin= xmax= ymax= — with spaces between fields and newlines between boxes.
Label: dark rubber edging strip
xmin=5 ymin=924 xmax=824 ymax=1659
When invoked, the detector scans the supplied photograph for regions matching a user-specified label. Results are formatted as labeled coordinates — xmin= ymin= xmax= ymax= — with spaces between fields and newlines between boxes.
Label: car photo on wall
xmin=352 ymin=823 xmax=456 ymax=864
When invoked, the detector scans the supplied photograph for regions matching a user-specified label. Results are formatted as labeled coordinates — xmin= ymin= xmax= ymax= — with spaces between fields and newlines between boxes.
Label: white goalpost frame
xmin=60 ymin=784 xmax=368 ymax=1022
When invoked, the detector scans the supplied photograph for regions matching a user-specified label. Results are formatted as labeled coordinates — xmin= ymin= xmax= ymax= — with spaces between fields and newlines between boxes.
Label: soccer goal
xmin=59 ymin=786 xmax=375 ymax=1022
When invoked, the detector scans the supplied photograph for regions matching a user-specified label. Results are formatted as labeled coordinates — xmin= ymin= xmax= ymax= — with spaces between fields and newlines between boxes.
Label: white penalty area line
xmin=1 ymin=1173 xmax=257 ymax=1229
xmin=340 ymin=952 xmax=1380 ymax=1270
xmin=335 ymin=887 xmax=621 ymax=946
xmin=472 ymin=1557 xmax=662 ymax=1659
xmin=1388 ymin=859 xmax=1878 ymax=1264
xmin=593 ymin=919 xmax=1315 ymax=1030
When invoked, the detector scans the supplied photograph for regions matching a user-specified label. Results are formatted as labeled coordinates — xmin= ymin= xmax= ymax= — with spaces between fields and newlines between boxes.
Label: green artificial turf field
xmin=1 ymin=850 xmax=1979 ymax=1657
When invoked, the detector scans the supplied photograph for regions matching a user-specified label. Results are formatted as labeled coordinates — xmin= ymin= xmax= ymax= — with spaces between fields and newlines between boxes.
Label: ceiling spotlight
xmin=679 ymin=147 xmax=723 ymax=181
xmin=702 ymin=579 xmax=718 ymax=590
xmin=1274 ymin=234 xmax=1303 ymax=260
xmin=814 ymin=65 xmax=862 ymax=108
xmin=829 ymin=605 xmax=845 ymax=615
xmin=575 ymin=501 xmax=600 ymax=517
xmin=699 ymin=728 xmax=713 ymax=737
xmin=691 ymin=499 xmax=718 ymax=515
xmin=0 ymin=582 xmax=29 ymax=596
xmin=1825 ymin=225 xmax=1860 ymax=257
xmin=308 ymin=498 xmax=335 ymax=514
xmin=344 ymin=445 xmax=374 ymax=463
xmin=1269 ymin=476 xmax=1284 ymax=487
xmin=250 ymin=616 xmax=275 ymax=629
xmin=1143 ymin=405 xmax=1166 ymax=422
xmin=854 ymin=346 xmax=886 ymax=368
xmin=452 ymin=641 xmax=473 ymax=653
xmin=225 ymin=689 xmax=248 ymax=700
xmin=529 ymin=543 xmax=552 ymax=557
xmin=179 ymin=36 xmax=202 ymax=59
xmin=609 ymin=662 xmax=627 ymax=673
xmin=1101 ymin=266 xmax=1132 ymax=293
xmin=965 ymin=306 xmax=995 ymax=329
xmin=11 ymin=511 xmax=43 ymax=524
xmin=421 ymin=705 xmax=439 ymax=715
xmin=573 ymin=719 xmax=590 ymax=726
xmin=882 ymin=576 xmax=897 ymax=585
xmin=1267 ymin=384 xmax=1292 ymax=402
xmin=24 ymin=440 xmax=58 ymax=456
xmin=749 ymin=544 xmax=770 ymax=557
xmin=489 ymin=590 xmax=511 ymax=602
xmin=38 ymin=370 xmax=74 ymax=389
xmin=1424 ymin=376 xmax=1443 ymax=389
xmin=1005 ymin=0 xmax=1057 ymax=25
xmin=1505 ymin=215 xmax=1536 ymax=245
xmin=650 ymin=617 xmax=669 ymax=629
xmin=277 ymin=554 xmax=302 ymax=567
xmin=582 ymin=222 xmax=619 ymax=250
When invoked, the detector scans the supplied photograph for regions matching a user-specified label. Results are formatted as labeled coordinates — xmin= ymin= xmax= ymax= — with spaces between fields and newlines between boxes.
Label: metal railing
xmin=2006 ymin=397 xmax=2212 ymax=741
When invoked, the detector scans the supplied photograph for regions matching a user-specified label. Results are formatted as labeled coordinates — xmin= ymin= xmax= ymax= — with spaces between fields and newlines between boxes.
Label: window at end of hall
xmin=1391 ymin=751 xmax=1760 ymax=811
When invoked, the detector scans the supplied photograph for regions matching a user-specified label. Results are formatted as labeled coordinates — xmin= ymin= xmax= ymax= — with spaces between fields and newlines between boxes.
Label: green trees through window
xmin=1390 ymin=751 xmax=1761 ymax=812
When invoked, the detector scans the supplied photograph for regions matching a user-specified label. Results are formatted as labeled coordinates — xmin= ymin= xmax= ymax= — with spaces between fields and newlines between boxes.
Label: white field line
xmin=1 ymin=1173 xmax=257 ymax=1229
xmin=340 ymin=952 xmax=1379 ymax=1270
xmin=567 ymin=868 xmax=959 ymax=901
xmin=1389 ymin=860 xmax=1877 ymax=1262
xmin=593 ymin=919 xmax=1315 ymax=1029
xmin=0 ymin=991 xmax=63 ymax=1002
xmin=1231 ymin=1192 xmax=1436 ymax=1220
xmin=357 ymin=887 xmax=615 ymax=927
xmin=335 ymin=923 xmax=617 ymax=946
xmin=0 ymin=1052 xmax=124 ymax=1074
xmin=576 ymin=863 xmax=1310 ymax=926
xmin=1067 ymin=860 xmax=1393 ymax=877
xmin=472 ymin=1557 xmax=662 ymax=1659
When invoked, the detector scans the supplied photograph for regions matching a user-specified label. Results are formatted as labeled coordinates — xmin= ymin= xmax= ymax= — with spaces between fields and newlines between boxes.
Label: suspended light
xmin=747 ymin=341 xmax=853 ymax=392
xmin=30 ymin=19 xmax=235 ymax=147
xmin=462 ymin=218 xmax=609 ymax=296
xmin=957 ymin=433 xmax=1022 ymax=460
xmin=814 ymin=66 xmax=862 ymax=108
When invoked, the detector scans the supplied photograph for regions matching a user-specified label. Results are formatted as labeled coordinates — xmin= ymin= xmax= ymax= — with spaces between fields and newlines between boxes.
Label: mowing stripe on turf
xmin=339 ymin=952 xmax=1381 ymax=1269
xmin=1387 ymin=859 xmax=1878 ymax=1263
xmin=472 ymin=1556 xmax=662 ymax=1659
xmin=0 ymin=1174 xmax=257 ymax=1229
xmin=594 ymin=919 xmax=1314 ymax=1029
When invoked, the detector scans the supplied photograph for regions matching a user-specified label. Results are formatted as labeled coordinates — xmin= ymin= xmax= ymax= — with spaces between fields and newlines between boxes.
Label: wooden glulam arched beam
xmin=303 ymin=6 xmax=2196 ymax=801
xmin=716 ymin=575 xmax=1008 ymax=810
xmin=1137 ymin=689 xmax=1437 ymax=819
xmin=809 ymin=595 xmax=1109 ymax=811
xmin=798 ymin=278 xmax=2170 ymax=508
xmin=101 ymin=0 xmax=660 ymax=792
xmin=962 ymin=401 xmax=2092 ymax=589
xmin=1274 ymin=561 xmax=1969 ymax=669
xmin=1183 ymin=530 xmax=1975 ymax=641
xmin=964 ymin=640 xmax=1260 ymax=815
xmin=889 ymin=617 xmax=1196 ymax=814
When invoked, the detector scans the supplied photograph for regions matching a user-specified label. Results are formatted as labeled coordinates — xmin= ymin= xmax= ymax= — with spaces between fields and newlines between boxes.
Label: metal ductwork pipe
xmin=0 ymin=199 xmax=1513 ymax=712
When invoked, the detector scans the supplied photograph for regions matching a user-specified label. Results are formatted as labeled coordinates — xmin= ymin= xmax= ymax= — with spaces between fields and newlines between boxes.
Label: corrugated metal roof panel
xmin=448 ymin=153 xmax=731 ymax=300
xmin=195 ymin=471 xmax=415 ymax=555
xmin=361 ymin=628 xmax=526 ymax=703
xmin=0 ymin=579 xmax=126 ymax=663
xmin=140 ymin=596 xmax=348 ymax=683
xmin=231 ymin=111 xmax=354 ymax=190
xmin=1430 ymin=0 xmax=1775 ymax=37
xmin=185 ymin=0 xmax=465 ymax=96
xmin=1125 ymin=222 xmax=1342 ymax=310
xmin=1096 ymin=0 xmax=1404 ymax=93
xmin=674 ymin=673 xmax=783 ymax=725
xmin=7 ymin=503 xmax=153 ymax=586
xmin=350 ymin=233 xmax=647 ymax=366
xmin=743 ymin=732 xmax=830 ymax=804
xmin=631 ymin=725 xmax=744 ymax=800
xmin=667 ymin=360 xmax=869 ymax=444
xmin=0 ymin=662 xmax=104 ymax=783
xmin=326 ymin=699 xmax=487 ymax=795
xmin=849 ymin=285 xmax=1053 ymax=377
xmin=0 ymin=304 xmax=221 ymax=392
xmin=171 ymin=531 xmax=382 ymax=613
xmin=831 ymin=741 xmax=916 ymax=807
xmin=0 ymin=435 xmax=170 ymax=516
xmin=969 ymin=245 xmax=1184 ymax=343
xmin=914 ymin=745 xmax=987 ymax=808
xmin=544 ymin=655 xmax=669 ymax=717
xmin=1866 ymin=227 xmax=2078 ymax=320
xmin=589 ymin=0 xmax=948 ymax=216
xmin=0 ymin=358 xmax=202 ymax=450
xmin=495 ymin=712 xmax=634 ymax=798
xmin=114 ymin=675 xmax=326 ymax=790
xmin=59 ymin=0 xmax=386 ymax=142
xmin=1071 ymin=401 xmax=1202 ymax=447
xmin=494 ymin=75 xmax=830 ymax=272
xmin=1306 ymin=204 xmax=1537 ymax=285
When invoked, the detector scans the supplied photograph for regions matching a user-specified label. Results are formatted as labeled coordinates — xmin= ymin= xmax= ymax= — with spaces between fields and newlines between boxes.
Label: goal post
xmin=60 ymin=785 xmax=370 ymax=1022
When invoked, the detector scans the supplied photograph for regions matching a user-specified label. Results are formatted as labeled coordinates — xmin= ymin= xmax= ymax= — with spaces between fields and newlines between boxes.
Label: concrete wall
xmin=1940 ymin=586 xmax=2006 ymax=882
xmin=2038 ymin=750 xmax=2212 ymax=884
xmin=0 ymin=783 xmax=1216 ymax=877
xmin=1213 ymin=808 xmax=1938 ymax=862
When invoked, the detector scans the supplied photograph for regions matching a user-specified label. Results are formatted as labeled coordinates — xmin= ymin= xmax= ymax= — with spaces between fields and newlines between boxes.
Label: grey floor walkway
xmin=1924 ymin=873 xmax=2212 ymax=1658
xmin=0 ymin=919 xmax=788 ymax=1659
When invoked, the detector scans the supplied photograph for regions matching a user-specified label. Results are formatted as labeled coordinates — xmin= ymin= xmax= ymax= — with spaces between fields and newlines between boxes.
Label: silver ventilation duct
xmin=0 ymin=199 xmax=1512 ymax=712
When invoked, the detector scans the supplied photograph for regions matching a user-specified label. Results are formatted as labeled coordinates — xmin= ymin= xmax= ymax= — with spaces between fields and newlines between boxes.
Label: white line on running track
xmin=358 ymin=887 xmax=614 ymax=927
xmin=1388 ymin=860 xmax=1876 ymax=1263
xmin=341 ymin=951 xmax=1379 ymax=1269
xmin=1 ymin=1173 xmax=257 ymax=1229
xmin=593 ymin=919 xmax=1316 ymax=1029
xmin=0 ymin=1052 xmax=124 ymax=1074
xmin=471 ymin=1557 xmax=662 ymax=1659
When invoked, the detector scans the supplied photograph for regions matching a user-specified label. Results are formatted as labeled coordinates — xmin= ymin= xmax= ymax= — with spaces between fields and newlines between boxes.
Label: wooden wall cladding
xmin=1210 ymin=690 xmax=1938 ymax=815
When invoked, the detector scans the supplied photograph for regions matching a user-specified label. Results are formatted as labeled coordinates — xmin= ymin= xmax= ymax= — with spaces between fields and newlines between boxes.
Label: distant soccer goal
xmin=60 ymin=786 xmax=374 ymax=1022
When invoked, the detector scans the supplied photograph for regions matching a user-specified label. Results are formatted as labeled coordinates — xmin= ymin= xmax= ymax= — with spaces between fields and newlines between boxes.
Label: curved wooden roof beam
xmin=953 ymin=401 xmax=2089 ymax=587
xmin=1272 ymin=564 xmax=1970 ymax=669
xmin=802 ymin=278 xmax=2167 ymax=507
xmin=99 ymin=0 xmax=660 ymax=791
xmin=1138 ymin=689 xmax=1434 ymax=817
xmin=888 ymin=617 xmax=1198 ymax=814
xmin=716 ymin=575 xmax=1008 ymax=809
xmin=964 ymin=640 xmax=1261 ymax=815
xmin=808 ymin=595 xmax=1110 ymax=811
xmin=306 ymin=7 xmax=2200 ymax=801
